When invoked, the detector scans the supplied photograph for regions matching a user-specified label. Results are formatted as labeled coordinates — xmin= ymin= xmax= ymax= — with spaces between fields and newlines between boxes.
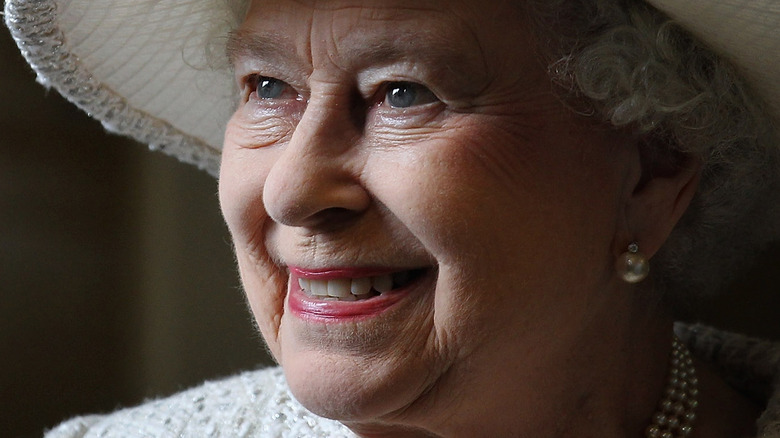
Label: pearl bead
xmin=616 ymin=251 xmax=649 ymax=283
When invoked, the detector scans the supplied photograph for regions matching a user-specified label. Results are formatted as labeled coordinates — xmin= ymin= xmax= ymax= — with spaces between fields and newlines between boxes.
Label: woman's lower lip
xmin=287 ymin=279 xmax=411 ymax=322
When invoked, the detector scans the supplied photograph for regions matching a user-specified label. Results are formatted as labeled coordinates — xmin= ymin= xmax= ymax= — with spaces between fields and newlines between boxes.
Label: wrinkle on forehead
xmin=233 ymin=0 xmax=506 ymax=83
xmin=286 ymin=0 xmax=440 ymax=12
xmin=226 ymin=30 xmax=297 ymax=70
xmin=306 ymin=3 xmax=483 ymax=70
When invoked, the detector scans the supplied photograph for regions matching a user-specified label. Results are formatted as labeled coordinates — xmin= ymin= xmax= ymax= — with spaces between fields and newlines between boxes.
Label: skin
xmin=218 ymin=0 xmax=756 ymax=436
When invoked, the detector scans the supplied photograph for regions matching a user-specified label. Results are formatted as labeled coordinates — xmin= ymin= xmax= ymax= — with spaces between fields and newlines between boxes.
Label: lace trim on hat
xmin=4 ymin=0 xmax=222 ymax=176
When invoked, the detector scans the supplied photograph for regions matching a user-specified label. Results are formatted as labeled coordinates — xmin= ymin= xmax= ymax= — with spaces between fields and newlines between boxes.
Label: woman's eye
xmin=384 ymin=82 xmax=438 ymax=108
xmin=248 ymin=76 xmax=298 ymax=100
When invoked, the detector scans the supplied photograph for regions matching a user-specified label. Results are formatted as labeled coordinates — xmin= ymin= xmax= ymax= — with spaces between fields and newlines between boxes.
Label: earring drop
xmin=617 ymin=242 xmax=649 ymax=283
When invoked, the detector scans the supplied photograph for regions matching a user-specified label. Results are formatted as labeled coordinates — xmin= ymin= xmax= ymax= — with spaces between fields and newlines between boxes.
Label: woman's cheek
xmin=223 ymin=242 xmax=285 ymax=365
xmin=220 ymin=111 xmax=292 ymax=229
xmin=220 ymin=116 xmax=291 ymax=361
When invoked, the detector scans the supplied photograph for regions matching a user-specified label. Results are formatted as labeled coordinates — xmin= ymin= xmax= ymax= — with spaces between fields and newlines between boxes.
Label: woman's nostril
xmin=309 ymin=207 xmax=365 ymax=231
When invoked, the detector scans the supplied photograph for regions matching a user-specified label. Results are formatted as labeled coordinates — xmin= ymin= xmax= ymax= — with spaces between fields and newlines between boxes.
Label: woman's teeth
xmin=297 ymin=271 xmax=419 ymax=301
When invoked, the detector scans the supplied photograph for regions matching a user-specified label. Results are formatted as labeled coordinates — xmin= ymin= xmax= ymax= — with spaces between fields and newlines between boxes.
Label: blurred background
xmin=1 ymin=13 xmax=272 ymax=438
xmin=1 ymin=6 xmax=779 ymax=438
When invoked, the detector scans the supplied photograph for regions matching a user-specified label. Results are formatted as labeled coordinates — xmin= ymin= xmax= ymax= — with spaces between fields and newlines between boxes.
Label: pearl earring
xmin=617 ymin=242 xmax=649 ymax=283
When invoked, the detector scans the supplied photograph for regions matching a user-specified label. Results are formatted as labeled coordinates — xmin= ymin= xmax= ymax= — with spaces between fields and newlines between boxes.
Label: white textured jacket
xmin=46 ymin=325 xmax=780 ymax=437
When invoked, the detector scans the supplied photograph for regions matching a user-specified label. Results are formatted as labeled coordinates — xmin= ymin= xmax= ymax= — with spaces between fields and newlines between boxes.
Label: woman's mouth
xmin=287 ymin=267 xmax=430 ymax=321
xmin=296 ymin=269 xmax=424 ymax=301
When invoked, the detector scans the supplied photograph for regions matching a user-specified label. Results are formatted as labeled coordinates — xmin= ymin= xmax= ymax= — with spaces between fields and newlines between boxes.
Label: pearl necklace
xmin=645 ymin=336 xmax=699 ymax=438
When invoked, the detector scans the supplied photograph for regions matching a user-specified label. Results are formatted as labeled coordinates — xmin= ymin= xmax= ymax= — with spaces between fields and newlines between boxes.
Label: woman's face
xmin=220 ymin=0 xmax=635 ymax=433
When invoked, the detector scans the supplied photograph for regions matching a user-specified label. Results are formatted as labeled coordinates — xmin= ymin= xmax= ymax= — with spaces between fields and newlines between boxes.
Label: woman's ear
xmin=621 ymin=139 xmax=702 ymax=259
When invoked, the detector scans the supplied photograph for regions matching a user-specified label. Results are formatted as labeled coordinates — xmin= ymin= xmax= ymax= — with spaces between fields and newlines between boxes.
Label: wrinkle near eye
xmin=227 ymin=111 xmax=296 ymax=150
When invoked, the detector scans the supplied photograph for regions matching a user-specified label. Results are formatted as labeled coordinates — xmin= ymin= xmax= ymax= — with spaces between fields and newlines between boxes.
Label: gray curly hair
xmin=524 ymin=0 xmax=780 ymax=313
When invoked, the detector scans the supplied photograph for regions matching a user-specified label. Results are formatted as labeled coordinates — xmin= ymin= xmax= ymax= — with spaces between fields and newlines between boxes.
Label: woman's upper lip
xmin=289 ymin=266 xmax=426 ymax=280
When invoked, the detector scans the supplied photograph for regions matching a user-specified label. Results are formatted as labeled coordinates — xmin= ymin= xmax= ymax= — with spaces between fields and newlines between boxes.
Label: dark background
xmin=1 ymin=14 xmax=272 ymax=438
xmin=2 ymin=7 xmax=779 ymax=438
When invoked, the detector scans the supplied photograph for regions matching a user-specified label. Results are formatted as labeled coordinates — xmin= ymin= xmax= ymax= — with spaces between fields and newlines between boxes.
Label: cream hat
xmin=4 ymin=0 xmax=780 ymax=177
xmin=4 ymin=0 xmax=242 ymax=176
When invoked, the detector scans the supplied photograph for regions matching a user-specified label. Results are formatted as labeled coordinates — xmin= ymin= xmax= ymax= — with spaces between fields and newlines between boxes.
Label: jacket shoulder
xmin=45 ymin=367 xmax=354 ymax=438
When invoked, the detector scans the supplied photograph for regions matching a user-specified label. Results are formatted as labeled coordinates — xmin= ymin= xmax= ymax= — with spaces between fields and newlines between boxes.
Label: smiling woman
xmin=5 ymin=0 xmax=780 ymax=437
xmin=222 ymin=2 xmax=648 ymax=430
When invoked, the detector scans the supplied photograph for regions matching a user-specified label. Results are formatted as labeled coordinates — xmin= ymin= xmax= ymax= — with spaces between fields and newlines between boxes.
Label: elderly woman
xmin=6 ymin=0 xmax=780 ymax=436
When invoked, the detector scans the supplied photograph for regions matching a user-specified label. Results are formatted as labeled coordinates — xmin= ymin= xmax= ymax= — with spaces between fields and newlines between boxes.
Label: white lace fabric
xmin=45 ymin=368 xmax=357 ymax=438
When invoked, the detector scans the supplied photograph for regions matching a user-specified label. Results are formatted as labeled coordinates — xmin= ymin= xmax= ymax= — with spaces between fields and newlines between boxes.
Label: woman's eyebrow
xmin=337 ymin=28 xmax=475 ymax=69
xmin=226 ymin=29 xmax=295 ymax=68
xmin=226 ymin=27 xmax=474 ymax=72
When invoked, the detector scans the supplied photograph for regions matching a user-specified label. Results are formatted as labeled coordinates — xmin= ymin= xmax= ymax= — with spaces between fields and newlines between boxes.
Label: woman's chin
xmin=280 ymin=351 xmax=413 ymax=421
xmin=273 ymin=271 xmax=441 ymax=422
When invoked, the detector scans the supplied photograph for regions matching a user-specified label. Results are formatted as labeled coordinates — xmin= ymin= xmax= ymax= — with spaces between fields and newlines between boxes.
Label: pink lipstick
xmin=287 ymin=266 xmax=424 ymax=321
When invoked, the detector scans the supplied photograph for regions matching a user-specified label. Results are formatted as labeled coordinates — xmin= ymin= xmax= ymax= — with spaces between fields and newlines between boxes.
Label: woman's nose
xmin=262 ymin=105 xmax=371 ymax=229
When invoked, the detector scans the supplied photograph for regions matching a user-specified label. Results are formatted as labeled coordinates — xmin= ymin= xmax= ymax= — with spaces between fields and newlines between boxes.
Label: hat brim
xmin=5 ymin=0 xmax=779 ymax=177
xmin=4 ymin=0 xmax=242 ymax=176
